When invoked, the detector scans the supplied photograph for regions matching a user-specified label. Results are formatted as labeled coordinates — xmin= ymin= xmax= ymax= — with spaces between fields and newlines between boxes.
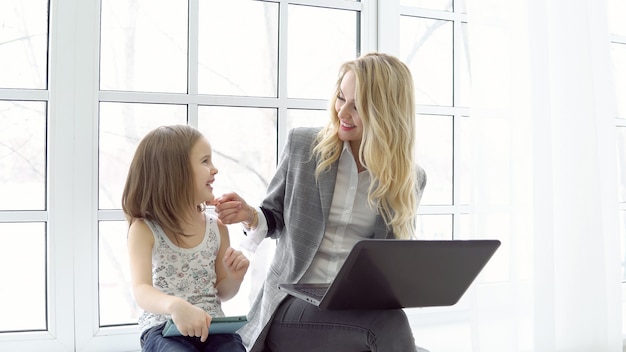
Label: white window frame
xmin=0 ymin=0 xmax=377 ymax=351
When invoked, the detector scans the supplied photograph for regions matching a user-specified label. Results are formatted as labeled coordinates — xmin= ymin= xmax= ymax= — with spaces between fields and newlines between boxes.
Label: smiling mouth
xmin=341 ymin=121 xmax=355 ymax=128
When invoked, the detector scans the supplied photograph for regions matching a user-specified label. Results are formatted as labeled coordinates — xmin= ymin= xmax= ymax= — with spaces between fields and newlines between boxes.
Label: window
xmin=395 ymin=1 xmax=471 ymax=240
xmin=0 ymin=0 xmax=370 ymax=350
xmin=0 ymin=0 xmax=49 ymax=336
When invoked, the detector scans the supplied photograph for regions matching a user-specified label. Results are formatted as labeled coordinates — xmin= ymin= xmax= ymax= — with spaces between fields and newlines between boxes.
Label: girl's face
xmin=190 ymin=137 xmax=218 ymax=205
xmin=335 ymin=70 xmax=363 ymax=147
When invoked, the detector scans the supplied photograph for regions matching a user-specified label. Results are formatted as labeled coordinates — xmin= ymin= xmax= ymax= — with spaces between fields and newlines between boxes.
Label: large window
xmin=0 ymin=0 xmax=369 ymax=350
xmin=97 ymin=0 xmax=362 ymax=330
xmin=0 ymin=0 xmax=49 ymax=336
xmin=395 ymin=1 xmax=471 ymax=241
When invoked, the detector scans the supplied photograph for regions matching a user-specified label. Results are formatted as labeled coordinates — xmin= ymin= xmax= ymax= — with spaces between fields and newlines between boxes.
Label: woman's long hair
xmin=121 ymin=125 xmax=202 ymax=236
xmin=313 ymin=53 xmax=418 ymax=239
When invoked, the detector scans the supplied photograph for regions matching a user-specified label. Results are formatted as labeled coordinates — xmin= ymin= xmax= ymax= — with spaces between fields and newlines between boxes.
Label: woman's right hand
xmin=214 ymin=192 xmax=257 ymax=227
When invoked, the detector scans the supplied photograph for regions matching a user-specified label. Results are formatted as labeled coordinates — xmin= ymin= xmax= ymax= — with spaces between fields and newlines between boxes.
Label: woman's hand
xmin=214 ymin=192 xmax=257 ymax=227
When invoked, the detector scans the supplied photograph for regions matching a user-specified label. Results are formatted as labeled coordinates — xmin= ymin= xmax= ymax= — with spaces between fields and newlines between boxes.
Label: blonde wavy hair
xmin=313 ymin=53 xmax=417 ymax=239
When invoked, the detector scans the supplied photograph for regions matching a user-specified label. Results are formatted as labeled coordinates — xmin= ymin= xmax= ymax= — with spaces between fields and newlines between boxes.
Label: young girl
xmin=122 ymin=125 xmax=249 ymax=352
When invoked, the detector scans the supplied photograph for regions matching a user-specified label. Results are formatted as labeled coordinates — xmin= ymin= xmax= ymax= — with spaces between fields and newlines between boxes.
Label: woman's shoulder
xmin=289 ymin=126 xmax=322 ymax=140
xmin=288 ymin=126 xmax=322 ymax=151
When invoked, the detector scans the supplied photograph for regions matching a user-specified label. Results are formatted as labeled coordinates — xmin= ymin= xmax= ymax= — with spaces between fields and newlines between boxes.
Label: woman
xmin=216 ymin=53 xmax=427 ymax=351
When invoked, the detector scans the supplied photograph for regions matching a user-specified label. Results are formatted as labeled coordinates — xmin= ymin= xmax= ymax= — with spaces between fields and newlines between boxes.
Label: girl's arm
xmin=214 ymin=220 xmax=249 ymax=301
xmin=127 ymin=219 xmax=211 ymax=341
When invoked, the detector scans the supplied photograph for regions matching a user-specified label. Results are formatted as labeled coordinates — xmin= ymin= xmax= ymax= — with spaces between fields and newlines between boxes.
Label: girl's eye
xmin=337 ymin=94 xmax=345 ymax=101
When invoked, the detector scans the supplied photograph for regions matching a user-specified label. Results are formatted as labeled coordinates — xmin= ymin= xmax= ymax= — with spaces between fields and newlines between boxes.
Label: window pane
xmin=0 ymin=223 xmax=46 ymax=331
xmin=0 ymin=101 xmax=46 ymax=210
xmin=608 ymin=0 xmax=626 ymax=36
xmin=457 ymin=115 xmax=472 ymax=205
xmin=455 ymin=0 xmax=467 ymax=13
xmin=415 ymin=214 xmax=452 ymax=240
xmin=286 ymin=109 xmax=328 ymax=131
xmin=618 ymin=127 xmax=626 ymax=203
xmin=198 ymin=1 xmax=278 ymax=97
xmin=619 ymin=210 xmax=626 ymax=282
xmin=0 ymin=1 xmax=48 ymax=89
xmin=99 ymin=221 xmax=137 ymax=326
xmin=288 ymin=5 xmax=358 ymax=99
xmin=400 ymin=17 xmax=453 ymax=106
xmin=612 ymin=43 xmax=626 ymax=119
xmin=197 ymin=106 xmax=277 ymax=203
xmin=416 ymin=114 xmax=453 ymax=205
xmin=99 ymin=103 xmax=187 ymax=209
xmin=458 ymin=23 xmax=470 ymax=107
xmin=400 ymin=0 xmax=454 ymax=11
xmin=100 ymin=0 xmax=188 ymax=93
xmin=458 ymin=213 xmax=472 ymax=239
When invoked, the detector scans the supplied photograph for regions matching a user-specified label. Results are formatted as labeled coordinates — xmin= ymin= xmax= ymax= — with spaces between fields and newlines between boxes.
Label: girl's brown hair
xmin=121 ymin=125 xmax=203 ymax=236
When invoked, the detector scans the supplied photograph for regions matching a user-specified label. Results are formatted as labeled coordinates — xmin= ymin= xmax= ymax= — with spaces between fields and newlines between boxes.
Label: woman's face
xmin=335 ymin=70 xmax=363 ymax=146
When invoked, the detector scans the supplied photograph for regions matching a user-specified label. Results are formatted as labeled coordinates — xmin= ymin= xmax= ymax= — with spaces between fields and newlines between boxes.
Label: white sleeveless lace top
xmin=138 ymin=212 xmax=225 ymax=332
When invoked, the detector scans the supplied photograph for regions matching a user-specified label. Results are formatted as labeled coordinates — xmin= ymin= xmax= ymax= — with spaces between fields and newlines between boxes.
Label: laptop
xmin=277 ymin=239 xmax=500 ymax=310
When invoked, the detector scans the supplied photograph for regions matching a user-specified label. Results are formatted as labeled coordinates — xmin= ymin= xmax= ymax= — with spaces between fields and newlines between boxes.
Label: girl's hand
xmin=170 ymin=301 xmax=212 ymax=342
xmin=222 ymin=247 xmax=249 ymax=281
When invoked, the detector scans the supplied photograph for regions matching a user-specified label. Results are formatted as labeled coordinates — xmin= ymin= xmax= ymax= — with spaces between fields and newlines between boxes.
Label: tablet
xmin=162 ymin=315 xmax=247 ymax=337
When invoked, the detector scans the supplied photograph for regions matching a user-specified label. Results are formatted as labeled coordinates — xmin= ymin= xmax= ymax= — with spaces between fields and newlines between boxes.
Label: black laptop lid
xmin=318 ymin=239 xmax=500 ymax=310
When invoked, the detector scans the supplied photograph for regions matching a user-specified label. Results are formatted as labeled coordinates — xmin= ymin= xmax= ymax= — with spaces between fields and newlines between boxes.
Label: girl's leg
xmin=142 ymin=324 xmax=245 ymax=352
xmin=199 ymin=333 xmax=246 ymax=352
xmin=141 ymin=324 xmax=198 ymax=352
xmin=265 ymin=296 xmax=417 ymax=352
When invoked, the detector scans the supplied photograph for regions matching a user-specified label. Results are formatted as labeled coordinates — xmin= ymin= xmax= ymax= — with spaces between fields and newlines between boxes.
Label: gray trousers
xmin=263 ymin=295 xmax=423 ymax=352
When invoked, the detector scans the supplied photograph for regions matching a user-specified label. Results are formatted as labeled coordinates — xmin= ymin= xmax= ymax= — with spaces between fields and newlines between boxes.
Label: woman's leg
xmin=265 ymin=296 xmax=416 ymax=352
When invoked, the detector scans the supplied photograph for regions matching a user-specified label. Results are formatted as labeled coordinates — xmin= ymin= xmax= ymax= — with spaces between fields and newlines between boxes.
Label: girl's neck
xmin=170 ymin=210 xmax=206 ymax=248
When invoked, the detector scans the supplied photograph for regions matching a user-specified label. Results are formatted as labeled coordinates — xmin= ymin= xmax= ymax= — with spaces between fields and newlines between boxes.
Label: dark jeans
xmin=264 ymin=296 xmax=417 ymax=352
xmin=141 ymin=322 xmax=245 ymax=352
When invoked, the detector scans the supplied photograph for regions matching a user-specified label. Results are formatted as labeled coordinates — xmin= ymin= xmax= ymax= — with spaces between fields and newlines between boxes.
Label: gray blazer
xmin=238 ymin=127 xmax=427 ymax=351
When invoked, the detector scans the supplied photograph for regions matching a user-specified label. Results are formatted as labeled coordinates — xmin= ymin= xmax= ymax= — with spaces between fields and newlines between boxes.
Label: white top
xmin=138 ymin=212 xmax=225 ymax=332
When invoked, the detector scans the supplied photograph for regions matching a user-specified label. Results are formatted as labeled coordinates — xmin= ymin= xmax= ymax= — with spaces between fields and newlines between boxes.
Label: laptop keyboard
xmin=300 ymin=286 xmax=328 ymax=300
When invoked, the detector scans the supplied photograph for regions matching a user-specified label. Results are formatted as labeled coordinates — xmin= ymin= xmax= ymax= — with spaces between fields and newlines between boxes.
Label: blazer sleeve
xmin=259 ymin=127 xmax=321 ymax=239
